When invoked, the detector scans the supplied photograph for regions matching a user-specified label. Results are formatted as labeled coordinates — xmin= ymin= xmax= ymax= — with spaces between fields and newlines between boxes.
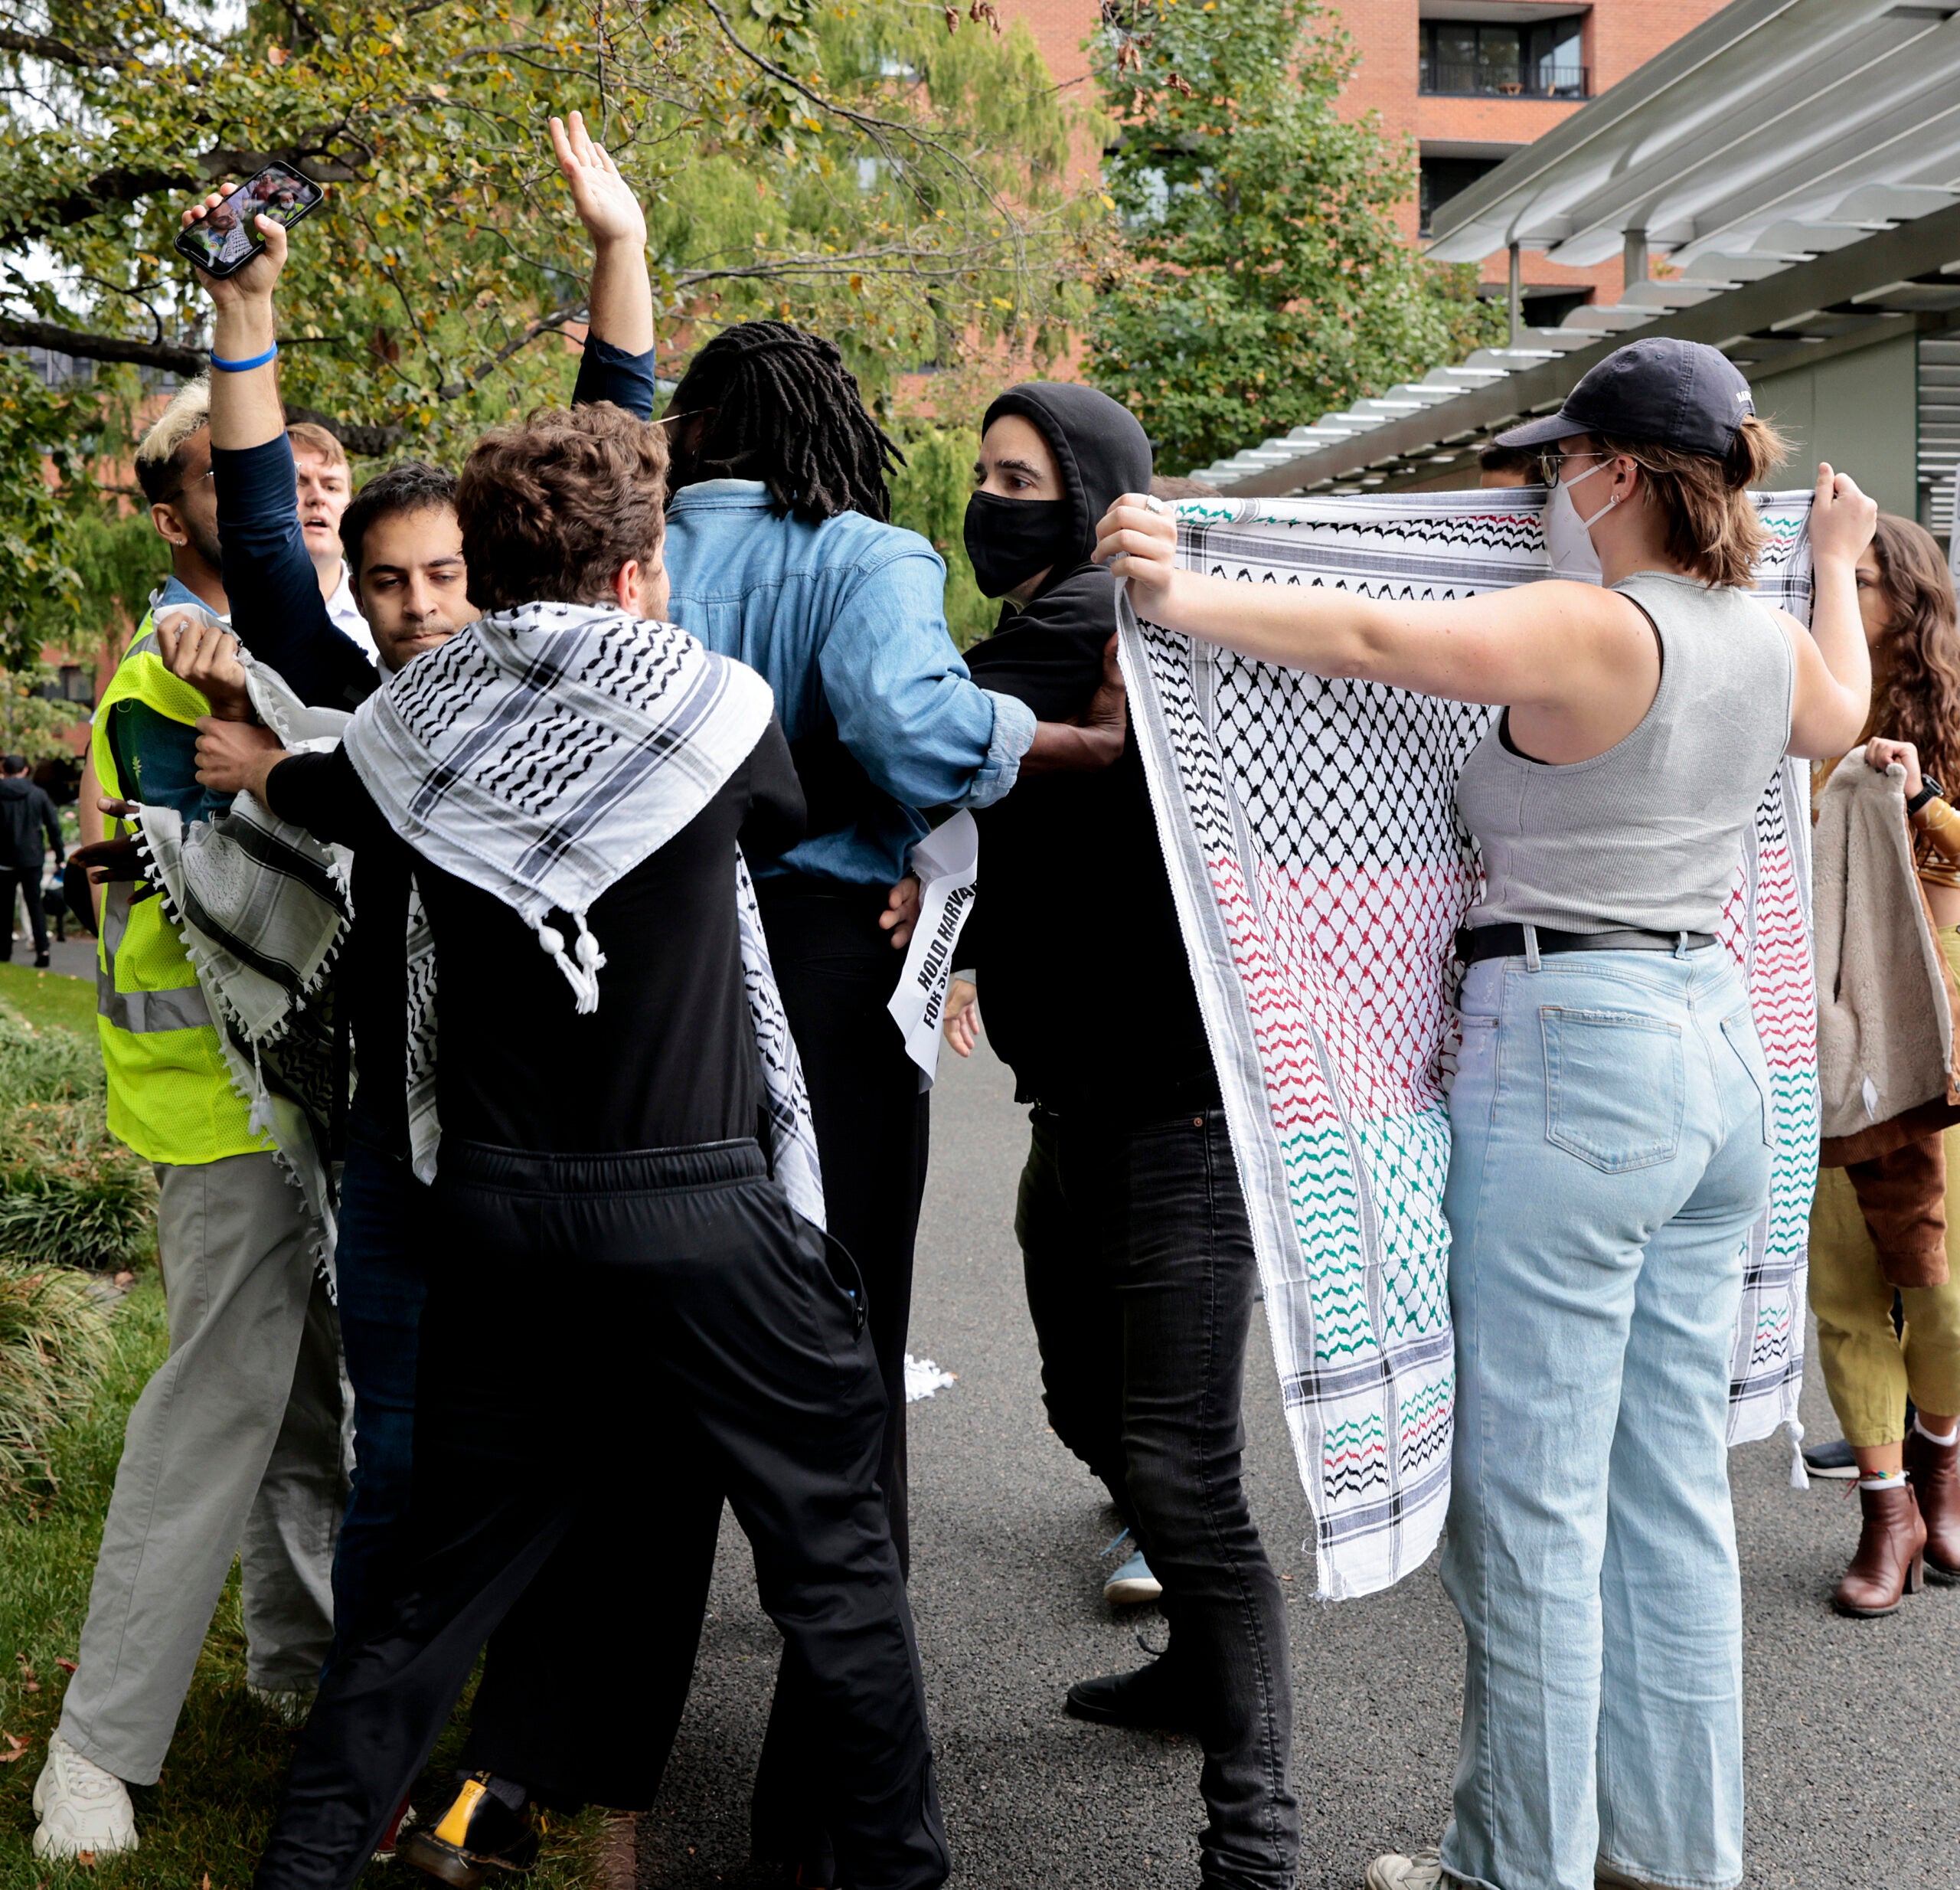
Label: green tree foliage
xmin=0 ymin=0 xmax=1102 ymax=662
xmin=0 ymin=0 xmax=1096 ymax=456
xmin=1086 ymin=0 xmax=1502 ymax=475
xmin=889 ymin=422 xmax=993 ymax=647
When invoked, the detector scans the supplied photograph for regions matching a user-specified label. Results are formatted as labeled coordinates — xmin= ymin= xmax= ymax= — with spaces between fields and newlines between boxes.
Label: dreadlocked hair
xmin=669 ymin=322 xmax=904 ymax=525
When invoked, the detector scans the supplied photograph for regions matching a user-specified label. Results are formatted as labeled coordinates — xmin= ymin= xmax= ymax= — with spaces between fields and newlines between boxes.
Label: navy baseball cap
xmin=1496 ymin=337 xmax=1755 ymax=459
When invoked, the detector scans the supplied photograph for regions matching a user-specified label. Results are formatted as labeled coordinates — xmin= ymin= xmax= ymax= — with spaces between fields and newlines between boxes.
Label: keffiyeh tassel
xmin=536 ymin=910 xmax=608 ymax=1015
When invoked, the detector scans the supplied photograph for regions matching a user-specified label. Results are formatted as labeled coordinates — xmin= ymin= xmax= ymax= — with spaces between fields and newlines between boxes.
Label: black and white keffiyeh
xmin=135 ymin=656 xmax=354 ymax=1266
xmin=345 ymin=602 xmax=825 ymax=1225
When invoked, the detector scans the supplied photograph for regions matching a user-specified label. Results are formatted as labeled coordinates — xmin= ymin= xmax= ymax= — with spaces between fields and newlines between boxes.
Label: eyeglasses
xmin=1537 ymin=449 xmax=1622 ymax=486
xmin=157 ymin=466 xmax=216 ymax=506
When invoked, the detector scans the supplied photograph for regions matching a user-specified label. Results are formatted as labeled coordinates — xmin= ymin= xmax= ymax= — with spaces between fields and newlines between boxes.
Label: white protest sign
xmin=887 ymin=810 xmax=978 ymax=1087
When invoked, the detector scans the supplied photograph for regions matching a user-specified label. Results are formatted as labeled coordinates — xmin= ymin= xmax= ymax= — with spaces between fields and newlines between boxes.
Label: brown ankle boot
xmin=1832 ymin=1483 xmax=1928 ymax=1616
xmin=1904 ymin=1424 xmax=1960 ymax=1581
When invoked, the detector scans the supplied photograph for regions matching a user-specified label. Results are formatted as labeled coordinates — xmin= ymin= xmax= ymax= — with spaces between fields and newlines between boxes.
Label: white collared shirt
xmin=324 ymin=564 xmax=379 ymax=665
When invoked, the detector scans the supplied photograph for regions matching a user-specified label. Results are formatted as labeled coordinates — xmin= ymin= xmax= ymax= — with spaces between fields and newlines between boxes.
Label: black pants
xmin=1018 ymin=1106 xmax=1298 ymax=1890
xmin=0 ymin=865 xmax=47 ymax=959
xmin=252 ymin=1140 xmax=946 ymax=1890
xmin=747 ymin=876 xmax=931 ymax=1862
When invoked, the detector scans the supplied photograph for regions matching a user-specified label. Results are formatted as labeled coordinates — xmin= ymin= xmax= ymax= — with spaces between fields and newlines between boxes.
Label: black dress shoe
xmin=1064 ymin=1658 xmax=1199 ymax=1733
xmin=33 ymin=953 xmax=49 ymax=970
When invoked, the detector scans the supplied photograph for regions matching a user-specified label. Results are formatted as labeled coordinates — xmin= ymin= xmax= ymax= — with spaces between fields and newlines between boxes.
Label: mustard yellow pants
xmin=1811 ymin=918 xmax=1960 ymax=1444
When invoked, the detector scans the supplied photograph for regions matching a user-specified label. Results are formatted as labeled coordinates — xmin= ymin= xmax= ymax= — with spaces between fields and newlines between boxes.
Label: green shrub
xmin=0 ymin=1005 xmax=103 ymax=1105
xmin=0 ymin=1262 xmax=111 ymax=1507
xmin=0 ymin=1012 xmax=155 ymax=1271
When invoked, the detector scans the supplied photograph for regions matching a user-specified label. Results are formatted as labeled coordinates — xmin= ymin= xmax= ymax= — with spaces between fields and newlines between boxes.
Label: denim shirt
xmin=665 ymin=480 xmax=1034 ymax=886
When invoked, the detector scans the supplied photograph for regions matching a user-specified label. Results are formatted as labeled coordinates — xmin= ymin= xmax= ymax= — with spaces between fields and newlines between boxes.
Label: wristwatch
xmin=1908 ymin=773 xmax=1945 ymax=816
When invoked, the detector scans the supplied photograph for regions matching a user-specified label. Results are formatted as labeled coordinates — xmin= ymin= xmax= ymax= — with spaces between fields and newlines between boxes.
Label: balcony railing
xmin=1419 ymin=60 xmax=1588 ymax=100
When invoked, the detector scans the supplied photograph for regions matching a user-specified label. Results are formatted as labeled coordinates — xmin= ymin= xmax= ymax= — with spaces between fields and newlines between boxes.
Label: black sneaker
xmin=1802 ymin=1436 xmax=1860 ymax=1481
xmin=400 ymin=1774 xmax=540 ymax=1888
xmin=1065 ymin=1657 xmax=1200 ymax=1734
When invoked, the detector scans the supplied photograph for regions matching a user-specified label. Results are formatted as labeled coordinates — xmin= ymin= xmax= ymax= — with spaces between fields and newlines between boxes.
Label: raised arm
xmin=1782 ymin=464 xmax=1876 ymax=759
xmin=181 ymin=190 xmax=378 ymax=709
xmin=1097 ymin=464 xmax=1877 ymax=758
xmin=551 ymin=110 xmax=660 ymax=420
xmin=1094 ymin=495 xmax=1628 ymax=710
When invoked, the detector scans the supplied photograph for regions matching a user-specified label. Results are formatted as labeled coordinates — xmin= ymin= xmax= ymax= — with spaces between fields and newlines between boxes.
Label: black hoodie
xmin=960 ymin=383 xmax=1217 ymax=1117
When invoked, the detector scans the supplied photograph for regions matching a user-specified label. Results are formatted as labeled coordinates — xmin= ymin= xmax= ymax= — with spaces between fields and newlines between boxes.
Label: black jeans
xmin=252 ymin=1139 xmax=946 ymax=1890
xmin=749 ymin=876 xmax=932 ymax=1862
xmin=1018 ymin=1106 xmax=1298 ymax=1890
xmin=0 ymin=865 xmax=47 ymax=959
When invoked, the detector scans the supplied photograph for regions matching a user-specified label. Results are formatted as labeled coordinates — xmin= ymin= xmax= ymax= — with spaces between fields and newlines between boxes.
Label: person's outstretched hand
xmin=1809 ymin=462 xmax=1878 ymax=567
xmin=1094 ymin=492 xmax=1179 ymax=620
xmin=181 ymin=186 xmax=292 ymax=305
xmin=550 ymin=109 xmax=645 ymax=251
xmin=156 ymin=612 xmax=255 ymax=723
xmin=943 ymin=978 xmax=980 ymax=1058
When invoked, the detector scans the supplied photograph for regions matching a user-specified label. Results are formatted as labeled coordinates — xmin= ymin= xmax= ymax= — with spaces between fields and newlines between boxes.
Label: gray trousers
xmin=58 ymin=1150 xmax=350 ymax=1784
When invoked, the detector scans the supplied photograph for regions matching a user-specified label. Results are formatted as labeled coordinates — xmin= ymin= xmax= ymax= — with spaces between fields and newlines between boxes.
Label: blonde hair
xmin=135 ymin=378 xmax=211 ymax=504
xmin=286 ymin=420 xmax=348 ymax=472
xmin=1592 ymin=414 xmax=1788 ymax=590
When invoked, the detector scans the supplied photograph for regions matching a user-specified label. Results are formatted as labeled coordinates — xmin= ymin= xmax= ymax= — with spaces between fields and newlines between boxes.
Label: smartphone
xmin=173 ymin=159 xmax=323 ymax=279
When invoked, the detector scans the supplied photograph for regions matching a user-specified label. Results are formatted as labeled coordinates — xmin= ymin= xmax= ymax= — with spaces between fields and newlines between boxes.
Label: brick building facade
xmin=995 ymin=1 xmax=1733 ymax=318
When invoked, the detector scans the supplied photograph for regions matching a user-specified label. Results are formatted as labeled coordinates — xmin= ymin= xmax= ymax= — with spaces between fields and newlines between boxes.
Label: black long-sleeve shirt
xmin=265 ymin=724 xmax=804 ymax=1153
xmin=210 ymin=338 xmax=676 ymax=1146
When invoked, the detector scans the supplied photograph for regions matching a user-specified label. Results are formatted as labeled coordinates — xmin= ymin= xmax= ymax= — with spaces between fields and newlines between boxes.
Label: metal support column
xmin=1508 ymin=242 xmax=1521 ymax=346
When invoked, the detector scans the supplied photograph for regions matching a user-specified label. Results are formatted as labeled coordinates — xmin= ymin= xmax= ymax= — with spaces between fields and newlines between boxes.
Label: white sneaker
xmin=31 ymin=1734 xmax=139 ymax=1859
xmin=248 ymin=1684 xmax=318 ymax=1727
xmin=1365 ymin=1846 xmax=1449 ymax=1890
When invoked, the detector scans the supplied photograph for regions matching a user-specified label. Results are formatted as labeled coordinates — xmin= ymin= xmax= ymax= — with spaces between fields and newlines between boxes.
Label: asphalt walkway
xmin=635 ymin=1038 xmax=1958 ymax=1890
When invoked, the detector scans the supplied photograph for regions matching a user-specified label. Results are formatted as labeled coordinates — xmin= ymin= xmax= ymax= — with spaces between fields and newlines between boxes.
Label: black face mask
xmin=963 ymin=492 xmax=1074 ymax=598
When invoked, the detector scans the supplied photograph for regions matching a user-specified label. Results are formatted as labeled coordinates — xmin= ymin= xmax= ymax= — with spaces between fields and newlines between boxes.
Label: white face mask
xmin=1542 ymin=455 xmax=1618 ymax=580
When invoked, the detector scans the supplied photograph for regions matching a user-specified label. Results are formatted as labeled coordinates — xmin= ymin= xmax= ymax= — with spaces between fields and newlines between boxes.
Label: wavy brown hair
xmin=1867 ymin=512 xmax=1960 ymax=792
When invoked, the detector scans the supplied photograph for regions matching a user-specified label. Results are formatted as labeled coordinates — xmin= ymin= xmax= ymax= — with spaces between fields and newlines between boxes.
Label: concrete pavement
xmin=636 ymin=1038 xmax=1959 ymax=1890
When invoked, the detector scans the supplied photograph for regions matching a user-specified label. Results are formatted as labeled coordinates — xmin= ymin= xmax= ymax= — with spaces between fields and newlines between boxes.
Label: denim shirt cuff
xmin=952 ymin=690 xmax=1037 ymax=809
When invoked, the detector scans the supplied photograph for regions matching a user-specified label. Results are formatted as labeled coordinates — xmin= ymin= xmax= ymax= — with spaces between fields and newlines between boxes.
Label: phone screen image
xmin=176 ymin=165 xmax=322 ymax=275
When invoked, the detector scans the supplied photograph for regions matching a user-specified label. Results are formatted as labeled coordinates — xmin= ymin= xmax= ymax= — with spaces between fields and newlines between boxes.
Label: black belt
xmin=1455 ymin=923 xmax=1716 ymax=966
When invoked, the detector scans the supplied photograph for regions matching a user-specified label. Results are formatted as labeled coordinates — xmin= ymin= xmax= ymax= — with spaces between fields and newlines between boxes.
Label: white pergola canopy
xmin=1426 ymin=0 xmax=1960 ymax=270
xmin=1191 ymin=0 xmax=1960 ymax=496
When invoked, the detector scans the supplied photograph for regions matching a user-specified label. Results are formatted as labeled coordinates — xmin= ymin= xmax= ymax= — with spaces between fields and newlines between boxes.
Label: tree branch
xmin=280 ymin=405 xmax=407 ymax=456
xmin=0 ymin=26 xmax=129 ymax=67
xmin=0 ymin=314 xmax=198 ymax=373
xmin=0 ymin=144 xmax=365 ymax=247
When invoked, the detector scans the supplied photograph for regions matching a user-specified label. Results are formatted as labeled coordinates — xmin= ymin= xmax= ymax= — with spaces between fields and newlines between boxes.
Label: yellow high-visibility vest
xmin=90 ymin=613 xmax=269 ymax=1166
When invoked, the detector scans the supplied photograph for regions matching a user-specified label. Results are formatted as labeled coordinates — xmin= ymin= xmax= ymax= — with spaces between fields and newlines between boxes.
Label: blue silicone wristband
xmin=209 ymin=344 xmax=278 ymax=374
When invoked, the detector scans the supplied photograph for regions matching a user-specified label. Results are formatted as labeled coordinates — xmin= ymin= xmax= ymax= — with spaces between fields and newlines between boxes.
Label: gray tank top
xmin=1455 ymin=569 xmax=1795 ymax=936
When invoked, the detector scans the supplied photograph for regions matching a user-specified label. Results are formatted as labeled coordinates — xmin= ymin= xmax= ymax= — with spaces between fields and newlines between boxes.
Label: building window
xmin=1419 ymin=16 xmax=1586 ymax=100
xmin=1419 ymin=156 xmax=1503 ymax=236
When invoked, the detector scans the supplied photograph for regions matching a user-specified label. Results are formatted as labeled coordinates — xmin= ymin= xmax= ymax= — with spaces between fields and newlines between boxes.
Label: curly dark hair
xmin=666 ymin=321 xmax=903 ymax=525
xmin=456 ymin=404 xmax=668 ymax=613
xmin=1867 ymin=512 xmax=1960 ymax=793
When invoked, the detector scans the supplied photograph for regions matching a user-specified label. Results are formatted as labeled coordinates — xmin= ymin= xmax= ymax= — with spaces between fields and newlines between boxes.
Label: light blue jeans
xmin=1438 ymin=943 xmax=1772 ymax=1890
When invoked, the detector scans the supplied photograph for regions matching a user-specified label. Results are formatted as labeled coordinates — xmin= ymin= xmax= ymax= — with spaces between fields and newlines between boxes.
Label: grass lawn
xmin=0 ymin=964 xmax=96 ymax=1038
xmin=0 ymin=1270 xmax=612 ymax=1887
